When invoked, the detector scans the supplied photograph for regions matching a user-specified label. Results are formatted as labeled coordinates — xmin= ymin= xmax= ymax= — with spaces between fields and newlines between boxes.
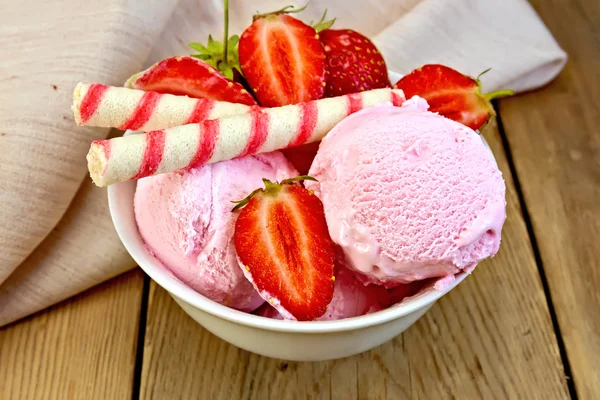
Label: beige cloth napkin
xmin=0 ymin=0 xmax=566 ymax=326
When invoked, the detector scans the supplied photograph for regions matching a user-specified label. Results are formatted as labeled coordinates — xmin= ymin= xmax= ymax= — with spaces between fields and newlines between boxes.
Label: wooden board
xmin=497 ymin=0 xmax=600 ymax=398
xmin=0 ymin=270 xmax=144 ymax=400
xmin=139 ymin=122 xmax=569 ymax=399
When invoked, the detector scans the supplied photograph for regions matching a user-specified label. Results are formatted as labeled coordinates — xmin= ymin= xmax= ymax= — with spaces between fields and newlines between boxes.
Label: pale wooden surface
xmin=0 ymin=270 xmax=144 ymax=400
xmin=497 ymin=0 xmax=600 ymax=397
xmin=136 ymin=122 xmax=569 ymax=400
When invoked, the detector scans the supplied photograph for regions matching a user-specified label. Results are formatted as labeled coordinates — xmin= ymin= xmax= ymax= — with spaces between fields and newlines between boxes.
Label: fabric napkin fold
xmin=0 ymin=0 xmax=566 ymax=326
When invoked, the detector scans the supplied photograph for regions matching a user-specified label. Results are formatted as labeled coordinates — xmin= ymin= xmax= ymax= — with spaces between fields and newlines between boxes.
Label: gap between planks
xmin=132 ymin=274 xmax=151 ymax=400
xmin=495 ymin=103 xmax=578 ymax=400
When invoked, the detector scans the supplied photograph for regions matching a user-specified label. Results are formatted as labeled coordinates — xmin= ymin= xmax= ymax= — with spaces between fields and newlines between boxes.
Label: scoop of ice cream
xmin=388 ymin=279 xmax=433 ymax=305
xmin=306 ymin=97 xmax=506 ymax=286
xmin=254 ymin=265 xmax=390 ymax=321
xmin=135 ymin=152 xmax=298 ymax=311
xmin=254 ymin=302 xmax=284 ymax=320
xmin=319 ymin=266 xmax=390 ymax=320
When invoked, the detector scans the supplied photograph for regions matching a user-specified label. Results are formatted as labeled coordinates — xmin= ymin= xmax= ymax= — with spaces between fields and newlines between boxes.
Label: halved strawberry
xmin=238 ymin=5 xmax=327 ymax=107
xmin=393 ymin=64 xmax=513 ymax=130
xmin=319 ymin=28 xmax=391 ymax=97
xmin=126 ymin=56 xmax=257 ymax=105
xmin=233 ymin=177 xmax=335 ymax=321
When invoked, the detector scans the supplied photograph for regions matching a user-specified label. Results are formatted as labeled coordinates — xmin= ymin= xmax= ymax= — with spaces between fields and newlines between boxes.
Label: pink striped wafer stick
xmin=72 ymin=83 xmax=252 ymax=131
xmin=87 ymin=88 xmax=406 ymax=187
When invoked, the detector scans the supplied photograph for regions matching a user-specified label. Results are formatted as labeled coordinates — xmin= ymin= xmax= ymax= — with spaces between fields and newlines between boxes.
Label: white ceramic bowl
xmin=108 ymin=71 xmax=475 ymax=361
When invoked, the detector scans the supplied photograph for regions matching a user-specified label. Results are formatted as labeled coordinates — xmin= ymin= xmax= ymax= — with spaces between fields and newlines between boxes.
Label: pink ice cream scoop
xmin=134 ymin=151 xmax=298 ymax=311
xmin=307 ymin=97 xmax=507 ymax=287
xmin=255 ymin=265 xmax=390 ymax=321
xmin=320 ymin=265 xmax=390 ymax=320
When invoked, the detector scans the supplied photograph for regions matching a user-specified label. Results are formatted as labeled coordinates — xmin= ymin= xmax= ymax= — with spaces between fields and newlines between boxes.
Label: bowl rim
xmin=111 ymin=185 xmax=470 ymax=333
xmin=107 ymin=70 xmax=479 ymax=333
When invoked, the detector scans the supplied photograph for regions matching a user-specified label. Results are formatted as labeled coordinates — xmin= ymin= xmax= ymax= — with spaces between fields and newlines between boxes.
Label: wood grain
xmin=139 ymin=122 xmax=569 ymax=399
xmin=0 ymin=270 xmax=144 ymax=400
xmin=497 ymin=0 xmax=600 ymax=398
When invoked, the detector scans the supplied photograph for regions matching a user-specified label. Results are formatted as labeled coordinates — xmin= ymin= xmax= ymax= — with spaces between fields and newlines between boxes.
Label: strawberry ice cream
xmin=307 ymin=97 xmax=506 ymax=287
xmin=134 ymin=152 xmax=297 ymax=311
xmin=255 ymin=265 xmax=390 ymax=321
xmin=318 ymin=265 xmax=390 ymax=320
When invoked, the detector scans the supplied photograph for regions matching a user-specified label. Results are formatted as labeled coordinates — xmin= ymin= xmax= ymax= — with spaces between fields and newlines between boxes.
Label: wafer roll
xmin=72 ymin=83 xmax=251 ymax=131
xmin=87 ymin=88 xmax=406 ymax=187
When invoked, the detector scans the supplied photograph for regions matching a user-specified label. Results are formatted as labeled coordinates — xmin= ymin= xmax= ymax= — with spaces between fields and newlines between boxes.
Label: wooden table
xmin=1 ymin=1 xmax=598 ymax=398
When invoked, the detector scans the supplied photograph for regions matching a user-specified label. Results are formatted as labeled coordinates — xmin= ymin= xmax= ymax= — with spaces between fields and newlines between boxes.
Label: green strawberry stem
xmin=189 ymin=0 xmax=240 ymax=79
xmin=311 ymin=9 xmax=336 ymax=32
xmin=477 ymin=68 xmax=492 ymax=80
xmin=476 ymin=68 xmax=514 ymax=101
xmin=484 ymin=89 xmax=514 ymax=101
xmin=254 ymin=3 xmax=309 ymax=20
xmin=231 ymin=175 xmax=317 ymax=211
xmin=280 ymin=175 xmax=317 ymax=185
xmin=223 ymin=0 xmax=229 ymax=63
xmin=262 ymin=178 xmax=281 ymax=194
xmin=231 ymin=188 xmax=262 ymax=211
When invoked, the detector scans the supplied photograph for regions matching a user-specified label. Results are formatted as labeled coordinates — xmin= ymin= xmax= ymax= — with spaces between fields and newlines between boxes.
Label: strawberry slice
xmin=126 ymin=56 xmax=257 ymax=105
xmin=238 ymin=5 xmax=327 ymax=107
xmin=320 ymin=28 xmax=391 ymax=97
xmin=233 ymin=176 xmax=335 ymax=321
xmin=393 ymin=64 xmax=513 ymax=130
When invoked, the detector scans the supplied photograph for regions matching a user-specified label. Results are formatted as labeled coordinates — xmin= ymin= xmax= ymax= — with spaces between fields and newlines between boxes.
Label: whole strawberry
xmin=239 ymin=5 xmax=327 ymax=107
xmin=320 ymin=29 xmax=391 ymax=97
xmin=393 ymin=64 xmax=513 ymax=130
xmin=233 ymin=176 xmax=335 ymax=321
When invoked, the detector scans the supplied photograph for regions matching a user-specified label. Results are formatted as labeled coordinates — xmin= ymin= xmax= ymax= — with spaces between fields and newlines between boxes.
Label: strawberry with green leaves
xmin=319 ymin=26 xmax=391 ymax=97
xmin=233 ymin=176 xmax=335 ymax=321
xmin=126 ymin=0 xmax=256 ymax=105
xmin=238 ymin=4 xmax=327 ymax=107
xmin=393 ymin=64 xmax=513 ymax=130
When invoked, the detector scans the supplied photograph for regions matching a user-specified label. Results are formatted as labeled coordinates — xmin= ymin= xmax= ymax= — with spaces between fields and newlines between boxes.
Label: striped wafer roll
xmin=87 ymin=88 xmax=405 ymax=187
xmin=72 ymin=83 xmax=251 ymax=131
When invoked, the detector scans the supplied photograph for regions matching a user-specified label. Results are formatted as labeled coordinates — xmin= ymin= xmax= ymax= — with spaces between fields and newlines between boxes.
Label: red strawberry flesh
xmin=393 ymin=64 xmax=513 ymax=130
xmin=281 ymin=142 xmax=320 ymax=175
xmin=128 ymin=56 xmax=257 ymax=105
xmin=239 ymin=14 xmax=326 ymax=107
xmin=234 ymin=182 xmax=335 ymax=321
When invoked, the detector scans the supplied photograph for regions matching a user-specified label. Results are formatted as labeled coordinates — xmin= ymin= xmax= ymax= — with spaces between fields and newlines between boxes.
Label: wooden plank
xmin=397 ymin=122 xmax=569 ymax=399
xmin=0 ymin=270 xmax=144 ymax=400
xmin=496 ymin=0 xmax=600 ymax=398
xmin=139 ymin=121 xmax=569 ymax=399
